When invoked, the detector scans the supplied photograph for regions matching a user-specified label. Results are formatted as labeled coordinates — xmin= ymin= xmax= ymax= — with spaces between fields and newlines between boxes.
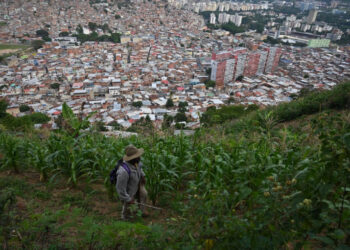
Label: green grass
xmin=0 ymin=22 xmax=6 ymax=26
xmin=0 ymin=177 xmax=32 ymax=197
xmin=0 ymin=44 xmax=29 ymax=50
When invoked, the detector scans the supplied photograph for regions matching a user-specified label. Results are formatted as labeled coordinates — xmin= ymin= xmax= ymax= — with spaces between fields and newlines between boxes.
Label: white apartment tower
xmin=210 ymin=13 xmax=216 ymax=24
xmin=218 ymin=13 xmax=224 ymax=24
xmin=234 ymin=14 xmax=242 ymax=27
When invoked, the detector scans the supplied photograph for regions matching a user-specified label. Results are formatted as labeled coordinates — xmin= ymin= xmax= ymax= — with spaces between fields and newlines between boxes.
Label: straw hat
xmin=123 ymin=145 xmax=144 ymax=162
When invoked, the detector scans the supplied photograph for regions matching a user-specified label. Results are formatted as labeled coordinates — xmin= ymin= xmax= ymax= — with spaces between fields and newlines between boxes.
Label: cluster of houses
xmin=0 ymin=0 xmax=349 ymax=131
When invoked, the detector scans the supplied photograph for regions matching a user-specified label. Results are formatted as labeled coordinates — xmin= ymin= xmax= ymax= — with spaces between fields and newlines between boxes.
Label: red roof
xmin=162 ymin=80 xmax=169 ymax=84
xmin=53 ymin=111 xmax=61 ymax=115
xmin=177 ymin=87 xmax=184 ymax=91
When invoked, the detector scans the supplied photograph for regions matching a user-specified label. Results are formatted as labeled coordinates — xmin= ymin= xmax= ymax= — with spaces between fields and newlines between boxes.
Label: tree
xmin=36 ymin=29 xmax=49 ymax=38
xmin=115 ymin=14 xmax=121 ymax=19
xmin=178 ymin=101 xmax=188 ymax=108
xmin=101 ymin=23 xmax=110 ymax=32
xmin=175 ymin=122 xmax=185 ymax=129
xmin=221 ymin=22 xmax=245 ymax=35
xmin=264 ymin=36 xmax=280 ymax=45
xmin=126 ymin=117 xmax=154 ymax=134
xmin=132 ymin=101 xmax=143 ymax=108
xmin=226 ymin=97 xmax=235 ymax=104
xmin=96 ymin=121 xmax=108 ymax=131
xmin=206 ymin=68 xmax=211 ymax=77
xmin=76 ymin=24 xmax=83 ymax=34
xmin=59 ymin=31 xmax=69 ymax=37
xmin=31 ymin=40 xmax=45 ymax=50
xmin=175 ymin=112 xmax=187 ymax=123
xmin=110 ymin=33 xmax=121 ymax=43
xmin=28 ymin=112 xmax=50 ymax=124
xmin=178 ymin=101 xmax=188 ymax=113
xmin=42 ymin=36 xmax=51 ymax=42
xmin=108 ymin=121 xmax=122 ymax=130
xmin=0 ymin=99 xmax=8 ymax=117
xmin=19 ymin=104 xmax=30 ymax=113
xmin=88 ymin=22 xmax=98 ymax=31
xmin=204 ymin=80 xmax=216 ymax=89
xmin=166 ymin=98 xmax=174 ymax=108
xmin=50 ymin=83 xmax=60 ymax=90
xmin=236 ymin=75 xmax=244 ymax=81
xmin=162 ymin=114 xmax=174 ymax=129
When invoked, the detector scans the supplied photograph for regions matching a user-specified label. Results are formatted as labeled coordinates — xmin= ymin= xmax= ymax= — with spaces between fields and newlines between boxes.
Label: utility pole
xmin=146 ymin=46 xmax=151 ymax=63
xmin=127 ymin=46 xmax=131 ymax=64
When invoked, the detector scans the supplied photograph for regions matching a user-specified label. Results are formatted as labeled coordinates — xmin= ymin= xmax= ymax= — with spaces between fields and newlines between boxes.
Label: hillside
xmin=0 ymin=82 xmax=350 ymax=249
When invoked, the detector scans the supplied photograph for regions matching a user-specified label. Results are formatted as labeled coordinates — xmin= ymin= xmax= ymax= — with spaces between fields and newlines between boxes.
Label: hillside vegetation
xmin=0 ymin=82 xmax=350 ymax=249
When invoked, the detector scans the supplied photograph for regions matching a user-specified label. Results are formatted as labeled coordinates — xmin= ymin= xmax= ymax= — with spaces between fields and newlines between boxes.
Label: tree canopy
xmin=31 ymin=40 xmax=45 ymax=50
xmin=204 ymin=80 xmax=216 ymax=89
xmin=88 ymin=22 xmax=98 ymax=31
xmin=19 ymin=104 xmax=30 ymax=113
xmin=36 ymin=29 xmax=49 ymax=38
xmin=166 ymin=98 xmax=174 ymax=108
xmin=59 ymin=31 xmax=69 ymax=37
xmin=50 ymin=83 xmax=60 ymax=90
xmin=132 ymin=101 xmax=143 ymax=108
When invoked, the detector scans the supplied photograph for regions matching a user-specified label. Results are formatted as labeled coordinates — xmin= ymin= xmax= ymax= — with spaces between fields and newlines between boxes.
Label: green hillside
xmin=0 ymin=82 xmax=349 ymax=249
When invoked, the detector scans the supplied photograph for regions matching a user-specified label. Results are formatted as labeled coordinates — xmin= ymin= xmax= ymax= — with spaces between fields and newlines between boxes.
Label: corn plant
xmin=28 ymin=141 xmax=51 ymax=181
xmin=0 ymin=134 xmax=23 ymax=173
xmin=143 ymin=148 xmax=179 ymax=205
xmin=47 ymin=134 xmax=93 ymax=187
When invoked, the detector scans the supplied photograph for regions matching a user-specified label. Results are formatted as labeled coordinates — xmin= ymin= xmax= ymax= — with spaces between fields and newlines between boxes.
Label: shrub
xmin=19 ymin=104 xmax=30 ymax=113
xmin=28 ymin=112 xmax=50 ymax=124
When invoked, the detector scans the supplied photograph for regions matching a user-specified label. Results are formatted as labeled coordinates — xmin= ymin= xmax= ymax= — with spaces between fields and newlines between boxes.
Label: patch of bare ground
xmin=0 ymin=49 xmax=19 ymax=55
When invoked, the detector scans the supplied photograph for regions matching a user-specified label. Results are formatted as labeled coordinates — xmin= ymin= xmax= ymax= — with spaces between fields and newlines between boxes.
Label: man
xmin=116 ymin=145 xmax=148 ymax=220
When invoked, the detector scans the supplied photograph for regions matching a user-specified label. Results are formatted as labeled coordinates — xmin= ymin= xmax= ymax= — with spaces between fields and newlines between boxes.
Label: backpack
xmin=109 ymin=159 xmax=131 ymax=185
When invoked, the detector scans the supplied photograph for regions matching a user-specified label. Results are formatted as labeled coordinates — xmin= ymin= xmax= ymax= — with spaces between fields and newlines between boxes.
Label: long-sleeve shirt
xmin=116 ymin=161 xmax=145 ymax=202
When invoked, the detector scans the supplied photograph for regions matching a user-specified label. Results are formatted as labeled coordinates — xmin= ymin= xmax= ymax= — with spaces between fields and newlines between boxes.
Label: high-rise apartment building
xmin=307 ymin=9 xmax=318 ymax=24
xmin=210 ymin=13 xmax=216 ymax=24
xmin=264 ymin=47 xmax=282 ymax=73
xmin=330 ymin=0 xmax=338 ymax=8
xmin=218 ymin=13 xmax=224 ymax=24
xmin=234 ymin=14 xmax=243 ymax=27
xmin=244 ymin=52 xmax=261 ymax=77
xmin=211 ymin=47 xmax=282 ymax=88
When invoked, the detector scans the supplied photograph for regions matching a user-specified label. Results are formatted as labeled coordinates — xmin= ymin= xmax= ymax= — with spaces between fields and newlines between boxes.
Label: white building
xmin=210 ymin=13 xmax=216 ymax=24
xmin=234 ymin=14 xmax=242 ymax=27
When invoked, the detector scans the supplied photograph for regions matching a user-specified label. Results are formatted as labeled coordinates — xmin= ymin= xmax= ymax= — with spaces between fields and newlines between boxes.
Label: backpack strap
xmin=120 ymin=162 xmax=131 ymax=176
